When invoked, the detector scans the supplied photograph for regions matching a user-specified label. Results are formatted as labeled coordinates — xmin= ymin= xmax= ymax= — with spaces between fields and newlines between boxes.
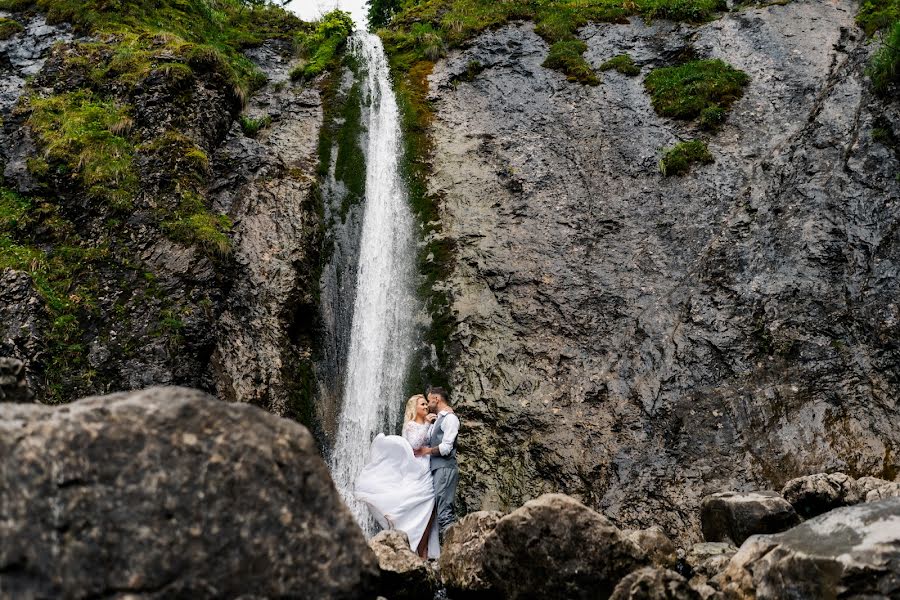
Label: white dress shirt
xmin=433 ymin=410 xmax=459 ymax=456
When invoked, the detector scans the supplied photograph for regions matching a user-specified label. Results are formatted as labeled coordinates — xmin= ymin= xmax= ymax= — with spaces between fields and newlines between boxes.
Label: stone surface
xmin=481 ymin=494 xmax=648 ymax=599
xmin=0 ymin=386 xmax=378 ymax=598
xmin=628 ymin=527 xmax=678 ymax=568
xmin=718 ymin=497 xmax=900 ymax=599
xmin=610 ymin=568 xmax=702 ymax=600
xmin=208 ymin=39 xmax=323 ymax=417
xmin=857 ymin=475 xmax=895 ymax=499
xmin=700 ymin=491 xmax=799 ymax=546
xmin=780 ymin=472 xmax=860 ymax=518
xmin=438 ymin=510 xmax=503 ymax=596
xmin=866 ymin=482 xmax=900 ymax=502
xmin=369 ymin=530 xmax=436 ymax=600
xmin=683 ymin=542 xmax=737 ymax=581
xmin=427 ymin=0 xmax=900 ymax=541
xmin=0 ymin=357 xmax=32 ymax=402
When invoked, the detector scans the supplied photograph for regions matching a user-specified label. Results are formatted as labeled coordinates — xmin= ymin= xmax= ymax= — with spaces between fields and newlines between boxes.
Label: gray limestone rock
xmin=780 ymin=472 xmax=861 ymax=518
xmin=684 ymin=542 xmax=738 ymax=582
xmin=438 ymin=510 xmax=503 ymax=597
xmin=866 ymin=482 xmax=900 ymax=502
xmin=481 ymin=494 xmax=648 ymax=599
xmin=610 ymin=568 xmax=702 ymax=600
xmin=701 ymin=491 xmax=800 ymax=546
xmin=369 ymin=530 xmax=437 ymax=600
xmin=0 ymin=386 xmax=378 ymax=598
xmin=426 ymin=0 xmax=900 ymax=542
xmin=718 ymin=497 xmax=900 ymax=599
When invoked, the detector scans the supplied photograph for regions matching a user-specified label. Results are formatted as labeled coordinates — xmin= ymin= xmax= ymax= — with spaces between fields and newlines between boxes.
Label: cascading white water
xmin=329 ymin=31 xmax=418 ymax=534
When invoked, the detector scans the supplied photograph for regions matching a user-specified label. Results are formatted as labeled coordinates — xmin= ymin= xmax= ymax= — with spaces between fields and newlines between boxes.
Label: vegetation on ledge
xmin=0 ymin=16 xmax=23 ymax=39
xmin=644 ymin=59 xmax=750 ymax=129
xmin=599 ymin=53 xmax=641 ymax=76
xmin=659 ymin=139 xmax=714 ymax=176
xmin=291 ymin=10 xmax=355 ymax=81
xmin=858 ymin=1 xmax=900 ymax=94
xmin=543 ymin=40 xmax=599 ymax=85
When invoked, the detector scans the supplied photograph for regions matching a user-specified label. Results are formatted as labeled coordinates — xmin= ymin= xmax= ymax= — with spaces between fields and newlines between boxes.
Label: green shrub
xmin=543 ymin=40 xmax=600 ymax=85
xmin=859 ymin=0 xmax=900 ymax=93
xmin=644 ymin=59 xmax=749 ymax=127
xmin=659 ymin=139 xmax=714 ymax=176
xmin=293 ymin=9 xmax=355 ymax=81
xmin=857 ymin=0 xmax=900 ymax=36
xmin=27 ymin=90 xmax=137 ymax=209
xmin=599 ymin=53 xmax=640 ymax=76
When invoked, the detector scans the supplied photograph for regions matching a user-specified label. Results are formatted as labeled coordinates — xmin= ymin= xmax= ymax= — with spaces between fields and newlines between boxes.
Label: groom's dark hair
xmin=426 ymin=386 xmax=450 ymax=404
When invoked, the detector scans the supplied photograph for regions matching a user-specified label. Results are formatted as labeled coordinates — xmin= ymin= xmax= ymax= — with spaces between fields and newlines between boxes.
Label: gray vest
xmin=428 ymin=412 xmax=458 ymax=471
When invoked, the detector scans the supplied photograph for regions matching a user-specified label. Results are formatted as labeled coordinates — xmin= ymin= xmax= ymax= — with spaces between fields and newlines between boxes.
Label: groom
xmin=414 ymin=386 xmax=459 ymax=538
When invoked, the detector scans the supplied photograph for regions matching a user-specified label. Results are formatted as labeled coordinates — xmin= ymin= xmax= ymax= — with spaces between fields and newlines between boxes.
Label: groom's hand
xmin=426 ymin=414 xmax=437 ymax=423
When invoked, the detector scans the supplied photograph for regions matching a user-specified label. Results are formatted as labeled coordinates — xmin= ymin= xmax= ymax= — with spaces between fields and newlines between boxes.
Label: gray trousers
xmin=432 ymin=465 xmax=459 ymax=534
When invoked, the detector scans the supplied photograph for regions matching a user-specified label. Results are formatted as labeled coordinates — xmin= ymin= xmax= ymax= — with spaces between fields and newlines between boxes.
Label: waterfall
xmin=329 ymin=31 xmax=418 ymax=534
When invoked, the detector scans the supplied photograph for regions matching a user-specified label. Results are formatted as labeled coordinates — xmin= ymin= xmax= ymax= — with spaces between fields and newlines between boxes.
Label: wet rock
xmin=0 ymin=386 xmax=378 ymax=598
xmin=610 ymin=567 xmax=702 ymax=600
xmin=628 ymin=527 xmax=678 ymax=568
xmin=481 ymin=494 xmax=648 ymax=599
xmin=438 ymin=510 xmax=503 ymax=597
xmin=369 ymin=530 xmax=436 ymax=600
xmin=0 ymin=357 xmax=32 ymax=402
xmin=718 ymin=497 xmax=900 ymax=599
xmin=0 ymin=269 xmax=47 ymax=397
xmin=701 ymin=491 xmax=799 ymax=546
xmin=428 ymin=0 xmax=900 ymax=542
xmin=780 ymin=472 xmax=860 ymax=518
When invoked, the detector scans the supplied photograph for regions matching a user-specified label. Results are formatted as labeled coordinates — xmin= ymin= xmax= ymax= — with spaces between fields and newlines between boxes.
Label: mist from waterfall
xmin=328 ymin=31 xmax=418 ymax=534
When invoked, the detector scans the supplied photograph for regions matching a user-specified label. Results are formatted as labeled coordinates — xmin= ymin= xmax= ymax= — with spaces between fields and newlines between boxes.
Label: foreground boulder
xmin=866 ymin=482 xmax=900 ymax=502
xmin=439 ymin=510 xmax=503 ymax=597
xmin=701 ymin=491 xmax=800 ymax=546
xmin=683 ymin=542 xmax=737 ymax=582
xmin=369 ymin=530 xmax=436 ymax=600
xmin=719 ymin=497 xmax=900 ymax=599
xmin=780 ymin=472 xmax=859 ymax=518
xmin=0 ymin=386 xmax=378 ymax=599
xmin=482 ymin=494 xmax=648 ymax=599
xmin=610 ymin=567 xmax=701 ymax=600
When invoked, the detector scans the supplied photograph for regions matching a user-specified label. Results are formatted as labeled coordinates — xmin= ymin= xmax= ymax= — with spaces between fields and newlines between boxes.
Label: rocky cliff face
xmin=426 ymin=0 xmax=900 ymax=540
xmin=0 ymin=8 xmax=324 ymax=417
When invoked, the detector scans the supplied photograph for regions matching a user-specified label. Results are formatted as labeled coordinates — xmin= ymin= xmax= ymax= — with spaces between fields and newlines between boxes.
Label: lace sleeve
xmin=402 ymin=421 xmax=427 ymax=450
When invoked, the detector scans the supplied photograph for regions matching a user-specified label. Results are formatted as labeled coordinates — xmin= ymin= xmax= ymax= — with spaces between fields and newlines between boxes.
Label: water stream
xmin=328 ymin=31 xmax=418 ymax=534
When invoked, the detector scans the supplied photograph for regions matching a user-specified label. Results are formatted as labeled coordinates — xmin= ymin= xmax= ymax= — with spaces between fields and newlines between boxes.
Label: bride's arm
xmin=401 ymin=421 xmax=420 ymax=449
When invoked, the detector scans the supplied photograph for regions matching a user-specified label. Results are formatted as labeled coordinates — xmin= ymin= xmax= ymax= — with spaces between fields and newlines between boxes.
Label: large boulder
xmin=0 ymin=386 xmax=378 ymax=598
xmin=719 ymin=497 xmax=900 ymax=599
xmin=683 ymin=542 xmax=738 ymax=581
xmin=866 ymin=482 xmax=900 ymax=503
xmin=857 ymin=476 xmax=895 ymax=499
xmin=700 ymin=491 xmax=800 ymax=546
xmin=439 ymin=510 xmax=503 ymax=597
xmin=779 ymin=472 xmax=860 ymax=518
xmin=369 ymin=530 xmax=436 ymax=600
xmin=481 ymin=494 xmax=648 ymax=599
xmin=610 ymin=567 xmax=702 ymax=600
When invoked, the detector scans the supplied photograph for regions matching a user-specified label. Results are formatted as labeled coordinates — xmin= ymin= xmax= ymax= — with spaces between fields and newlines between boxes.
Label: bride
xmin=354 ymin=394 xmax=440 ymax=559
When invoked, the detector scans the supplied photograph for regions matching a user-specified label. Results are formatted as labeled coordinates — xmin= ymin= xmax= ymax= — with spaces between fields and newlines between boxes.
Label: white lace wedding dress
xmin=354 ymin=421 xmax=440 ymax=558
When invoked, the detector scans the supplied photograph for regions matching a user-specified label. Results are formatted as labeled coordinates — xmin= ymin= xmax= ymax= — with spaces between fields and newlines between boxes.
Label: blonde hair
xmin=404 ymin=394 xmax=425 ymax=423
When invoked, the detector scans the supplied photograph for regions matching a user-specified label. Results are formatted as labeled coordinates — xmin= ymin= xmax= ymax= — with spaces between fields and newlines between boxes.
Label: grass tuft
xmin=543 ymin=40 xmax=600 ymax=85
xmin=0 ymin=16 xmax=23 ymax=40
xmin=644 ymin=59 xmax=749 ymax=128
xmin=27 ymin=90 xmax=137 ymax=210
xmin=859 ymin=1 xmax=900 ymax=94
xmin=161 ymin=190 xmax=232 ymax=258
xmin=239 ymin=114 xmax=272 ymax=137
xmin=659 ymin=139 xmax=714 ymax=175
xmin=599 ymin=53 xmax=641 ymax=76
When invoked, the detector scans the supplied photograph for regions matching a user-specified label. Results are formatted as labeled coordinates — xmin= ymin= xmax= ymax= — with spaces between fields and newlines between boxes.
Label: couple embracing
xmin=354 ymin=387 xmax=459 ymax=559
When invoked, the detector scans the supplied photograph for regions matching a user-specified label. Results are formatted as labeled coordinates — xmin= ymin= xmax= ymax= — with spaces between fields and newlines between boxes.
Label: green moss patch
xmin=858 ymin=0 xmax=900 ymax=36
xmin=644 ymin=59 xmax=749 ymax=128
xmin=600 ymin=53 xmax=641 ymax=76
xmin=161 ymin=190 xmax=232 ymax=258
xmin=0 ymin=16 xmax=23 ymax=39
xmin=27 ymin=90 xmax=137 ymax=210
xmin=543 ymin=40 xmax=600 ymax=85
xmin=659 ymin=139 xmax=714 ymax=176
xmin=239 ymin=114 xmax=272 ymax=137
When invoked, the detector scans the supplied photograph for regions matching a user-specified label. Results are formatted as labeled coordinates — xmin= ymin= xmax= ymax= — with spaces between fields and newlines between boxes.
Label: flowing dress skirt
xmin=354 ymin=433 xmax=440 ymax=558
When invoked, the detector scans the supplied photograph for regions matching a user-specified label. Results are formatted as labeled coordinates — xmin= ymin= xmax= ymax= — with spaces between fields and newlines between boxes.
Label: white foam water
xmin=328 ymin=31 xmax=418 ymax=534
